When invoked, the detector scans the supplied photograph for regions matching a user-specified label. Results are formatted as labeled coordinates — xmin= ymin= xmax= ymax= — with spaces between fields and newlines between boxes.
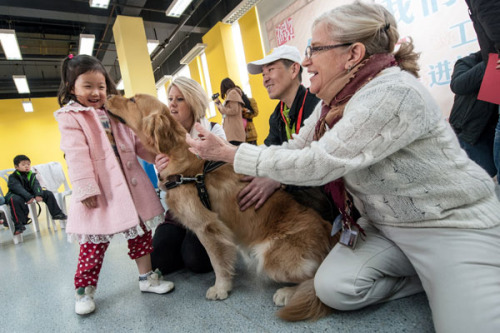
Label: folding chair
xmin=32 ymin=162 xmax=72 ymax=230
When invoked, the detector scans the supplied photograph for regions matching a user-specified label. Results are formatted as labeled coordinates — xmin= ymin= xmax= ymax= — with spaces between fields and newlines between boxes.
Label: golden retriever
xmin=105 ymin=94 xmax=337 ymax=321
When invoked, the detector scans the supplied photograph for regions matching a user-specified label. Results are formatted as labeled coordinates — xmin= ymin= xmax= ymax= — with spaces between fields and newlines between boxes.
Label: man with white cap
xmin=238 ymin=45 xmax=336 ymax=222
xmin=246 ymin=44 xmax=320 ymax=145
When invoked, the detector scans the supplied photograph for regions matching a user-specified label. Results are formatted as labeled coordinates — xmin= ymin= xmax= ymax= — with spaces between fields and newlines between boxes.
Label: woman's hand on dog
xmin=186 ymin=123 xmax=237 ymax=163
xmin=238 ymin=176 xmax=281 ymax=211
xmin=82 ymin=196 xmax=98 ymax=209
xmin=155 ymin=153 xmax=170 ymax=172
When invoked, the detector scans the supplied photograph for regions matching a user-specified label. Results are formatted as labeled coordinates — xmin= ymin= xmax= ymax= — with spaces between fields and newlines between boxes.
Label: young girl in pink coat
xmin=54 ymin=54 xmax=174 ymax=315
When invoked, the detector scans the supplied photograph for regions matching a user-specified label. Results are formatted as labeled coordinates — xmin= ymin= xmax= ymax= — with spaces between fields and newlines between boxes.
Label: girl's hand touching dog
xmin=155 ymin=154 xmax=170 ymax=173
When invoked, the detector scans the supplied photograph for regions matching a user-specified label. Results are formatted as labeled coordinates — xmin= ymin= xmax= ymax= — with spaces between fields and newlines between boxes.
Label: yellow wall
xmin=202 ymin=22 xmax=242 ymax=125
xmin=199 ymin=9 xmax=276 ymax=144
xmin=239 ymin=7 xmax=276 ymax=144
xmin=0 ymin=97 xmax=66 ymax=194
xmin=113 ymin=15 xmax=157 ymax=97
xmin=188 ymin=56 xmax=205 ymax=89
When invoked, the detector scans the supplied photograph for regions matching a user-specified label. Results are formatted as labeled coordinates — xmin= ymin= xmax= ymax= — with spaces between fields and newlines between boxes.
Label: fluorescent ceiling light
xmin=147 ymin=40 xmax=160 ymax=55
xmin=180 ymin=43 xmax=207 ymax=65
xmin=166 ymin=0 xmax=193 ymax=18
xmin=0 ymin=29 xmax=23 ymax=60
xmin=156 ymin=75 xmax=172 ymax=88
xmin=22 ymin=101 xmax=34 ymax=112
xmin=89 ymin=0 xmax=110 ymax=9
xmin=13 ymin=75 xmax=30 ymax=94
xmin=222 ymin=0 xmax=262 ymax=24
xmin=79 ymin=34 xmax=95 ymax=56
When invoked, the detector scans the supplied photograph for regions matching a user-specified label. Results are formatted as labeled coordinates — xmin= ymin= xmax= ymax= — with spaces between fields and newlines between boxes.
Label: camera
xmin=211 ymin=92 xmax=220 ymax=101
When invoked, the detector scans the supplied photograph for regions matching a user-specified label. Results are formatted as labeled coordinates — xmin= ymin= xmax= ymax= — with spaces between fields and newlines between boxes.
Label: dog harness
xmin=163 ymin=161 xmax=226 ymax=210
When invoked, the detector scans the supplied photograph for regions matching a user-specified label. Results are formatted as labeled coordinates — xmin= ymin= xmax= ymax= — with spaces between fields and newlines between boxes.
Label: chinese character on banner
xmin=275 ymin=17 xmax=295 ymax=46
xmin=428 ymin=60 xmax=453 ymax=87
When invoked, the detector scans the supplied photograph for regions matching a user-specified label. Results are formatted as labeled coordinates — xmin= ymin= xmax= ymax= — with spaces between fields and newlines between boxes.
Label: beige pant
xmin=314 ymin=219 xmax=500 ymax=333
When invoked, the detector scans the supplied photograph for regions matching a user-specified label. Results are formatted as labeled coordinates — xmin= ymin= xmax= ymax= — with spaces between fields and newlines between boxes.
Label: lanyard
xmin=280 ymin=89 xmax=308 ymax=135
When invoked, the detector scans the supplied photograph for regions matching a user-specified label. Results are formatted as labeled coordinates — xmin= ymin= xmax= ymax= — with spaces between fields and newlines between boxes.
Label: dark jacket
xmin=465 ymin=0 xmax=500 ymax=61
xmin=5 ymin=170 xmax=43 ymax=202
xmin=449 ymin=51 xmax=498 ymax=144
xmin=264 ymin=85 xmax=320 ymax=146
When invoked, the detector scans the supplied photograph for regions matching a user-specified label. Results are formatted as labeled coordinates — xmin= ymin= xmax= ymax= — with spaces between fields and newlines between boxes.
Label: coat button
xmin=126 ymin=161 xmax=132 ymax=169
xmin=120 ymin=144 xmax=126 ymax=151
xmin=131 ymin=178 xmax=138 ymax=186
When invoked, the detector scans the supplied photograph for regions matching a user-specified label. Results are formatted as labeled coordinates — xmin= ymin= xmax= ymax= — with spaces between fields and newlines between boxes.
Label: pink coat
xmin=55 ymin=101 xmax=164 ymax=236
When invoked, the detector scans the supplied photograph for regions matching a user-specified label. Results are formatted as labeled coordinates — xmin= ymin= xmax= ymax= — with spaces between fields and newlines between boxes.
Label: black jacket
xmin=264 ymin=85 xmax=320 ymax=146
xmin=5 ymin=170 xmax=43 ymax=202
xmin=449 ymin=51 xmax=498 ymax=144
xmin=465 ymin=0 xmax=500 ymax=61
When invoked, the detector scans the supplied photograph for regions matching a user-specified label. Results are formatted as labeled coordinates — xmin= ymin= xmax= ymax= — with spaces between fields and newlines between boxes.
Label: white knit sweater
xmin=234 ymin=67 xmax=500 ymax=228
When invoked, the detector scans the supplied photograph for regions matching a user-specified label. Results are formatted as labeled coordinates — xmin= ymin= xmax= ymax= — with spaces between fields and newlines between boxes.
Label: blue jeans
xmin=495 ymin=107 xmax=500 ymax=183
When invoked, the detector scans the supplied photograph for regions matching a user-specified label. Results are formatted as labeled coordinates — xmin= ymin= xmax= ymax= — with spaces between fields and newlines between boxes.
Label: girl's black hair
xmin=240 ymin=92 xmax=253 ymax=113
xmin=220 ymin=77 xmax=253 ymax=113
xmin=57 ymin=54 xmax=118 ymax=107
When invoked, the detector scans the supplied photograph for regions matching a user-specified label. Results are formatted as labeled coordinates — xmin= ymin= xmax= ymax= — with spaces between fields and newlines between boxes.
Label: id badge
xmin=331 ymin=215 xmax=343 ymax=236
xmin=339 ymin=229 xmax=359 ymax=249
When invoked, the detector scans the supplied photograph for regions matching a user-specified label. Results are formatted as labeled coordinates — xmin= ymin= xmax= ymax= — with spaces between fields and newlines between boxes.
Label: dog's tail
xmin=276 ymin=279 xmax=332 ymax=321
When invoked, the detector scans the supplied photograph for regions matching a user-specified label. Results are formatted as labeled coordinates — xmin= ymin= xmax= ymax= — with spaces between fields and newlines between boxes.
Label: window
xmin=200 ymin=53 xmax=216 ymax=119
xmin=232 ymin=21 xmax=252 ymax=98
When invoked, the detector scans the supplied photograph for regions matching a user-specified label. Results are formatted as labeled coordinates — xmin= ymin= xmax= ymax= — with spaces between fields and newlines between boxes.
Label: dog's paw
xmin=273 ymin=287 xmax=296 ymax=306
xmin=206 ymin=286 xmax=229 ymax=300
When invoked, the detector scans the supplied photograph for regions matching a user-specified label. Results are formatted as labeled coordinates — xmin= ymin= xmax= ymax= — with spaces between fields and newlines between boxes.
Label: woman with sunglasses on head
xmin=186 ymin=1 xmax=500 ymax=331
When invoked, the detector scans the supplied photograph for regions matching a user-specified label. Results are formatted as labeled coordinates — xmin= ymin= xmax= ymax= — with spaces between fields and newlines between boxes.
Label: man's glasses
xmin=304 ymin=43 xmax=352 ymax=59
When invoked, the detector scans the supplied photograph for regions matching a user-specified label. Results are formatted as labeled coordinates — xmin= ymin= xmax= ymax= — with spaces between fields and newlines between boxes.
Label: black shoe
xmin=23 ymin=218 xmax=32 ymax=225
xmin=21 ymin=225 xmax=26 ymax=231
xmin=52 ymin=213 xmax=67 ymax=220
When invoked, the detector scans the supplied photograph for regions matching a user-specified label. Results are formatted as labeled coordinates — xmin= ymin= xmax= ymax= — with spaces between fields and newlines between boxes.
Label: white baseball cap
xmin=247 ymin=45 xmax=302 ymax=74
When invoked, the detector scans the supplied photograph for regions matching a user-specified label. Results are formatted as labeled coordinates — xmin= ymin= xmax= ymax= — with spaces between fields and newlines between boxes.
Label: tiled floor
xmin=0 ymin=210 xmax=434 ymax=333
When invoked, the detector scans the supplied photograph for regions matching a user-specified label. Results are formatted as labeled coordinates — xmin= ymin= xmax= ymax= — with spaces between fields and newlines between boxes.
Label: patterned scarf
xmin=314 ymin=53 xmax=398 ymax=233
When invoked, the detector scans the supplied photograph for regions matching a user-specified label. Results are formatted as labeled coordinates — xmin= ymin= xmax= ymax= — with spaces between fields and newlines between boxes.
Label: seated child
xmin=4 ymin=154 xmax=67 ymax=234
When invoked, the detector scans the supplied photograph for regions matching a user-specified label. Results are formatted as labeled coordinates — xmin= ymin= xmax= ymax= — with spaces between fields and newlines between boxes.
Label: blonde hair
xmin=313 ymin=1 xmax=420 ymax=77
xmin=167 ymin=76 xmax=209 ymax=121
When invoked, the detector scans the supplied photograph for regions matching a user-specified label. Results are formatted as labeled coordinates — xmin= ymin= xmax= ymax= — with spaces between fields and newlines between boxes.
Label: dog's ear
xmin=142 ymin=112 xmax=179 ymax=154
xmin=148 ymin=95 xmax=169 ymax=116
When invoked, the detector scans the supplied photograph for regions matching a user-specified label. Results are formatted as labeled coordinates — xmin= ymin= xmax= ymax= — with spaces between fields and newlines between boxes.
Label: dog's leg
xmin=179 ymin=208 xmax=237 ymax=300
xmin=273 ymin=286 xmax=299 ymax=306
xmin=197 ymin=217 xmax=237 ymax=300
xmin=255 ymin=232 xmax=328 ymax=308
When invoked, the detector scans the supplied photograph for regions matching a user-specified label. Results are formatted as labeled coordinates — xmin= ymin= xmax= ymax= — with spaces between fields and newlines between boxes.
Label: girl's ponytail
xmin=57 ymin=55 xmax=74 ymax=106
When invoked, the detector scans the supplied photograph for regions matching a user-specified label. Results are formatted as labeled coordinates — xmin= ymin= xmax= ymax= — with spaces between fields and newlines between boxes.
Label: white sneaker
xmin=75 ymin=286 xmax=96 ymax=315
xmin=139 ymin=272 xmax=174 ymax=294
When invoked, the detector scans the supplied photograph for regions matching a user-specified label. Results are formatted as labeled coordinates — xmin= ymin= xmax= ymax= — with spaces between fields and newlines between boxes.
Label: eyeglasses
xmin=304 ymin=43 xmax=352 ymax=59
